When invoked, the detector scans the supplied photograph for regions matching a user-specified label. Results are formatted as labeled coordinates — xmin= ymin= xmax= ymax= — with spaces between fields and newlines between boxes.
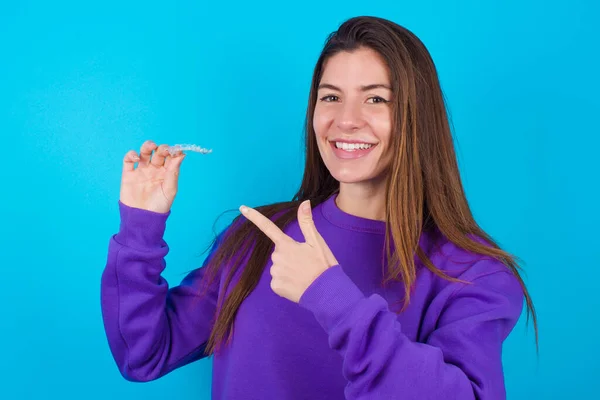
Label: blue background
xmin=2 ymin=0 xmax=598 ymax=398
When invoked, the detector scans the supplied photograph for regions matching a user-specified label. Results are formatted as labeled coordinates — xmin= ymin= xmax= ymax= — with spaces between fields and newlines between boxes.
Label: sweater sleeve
xmin=100 ymin=201 xmax=225 ymax=382
xmin=298 ymin=263 xmax=524 ymax=400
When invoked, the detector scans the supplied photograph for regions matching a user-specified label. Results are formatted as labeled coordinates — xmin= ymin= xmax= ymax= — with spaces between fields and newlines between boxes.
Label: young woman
xmin=101 ymin=15 xmax=537 ymax=399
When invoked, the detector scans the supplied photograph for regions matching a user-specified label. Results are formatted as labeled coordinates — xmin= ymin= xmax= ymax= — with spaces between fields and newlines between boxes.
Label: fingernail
xmin=302 ymin=201 xmax=311 ymax=214
xmin=240 ymin=205 xmax=248 ymax=214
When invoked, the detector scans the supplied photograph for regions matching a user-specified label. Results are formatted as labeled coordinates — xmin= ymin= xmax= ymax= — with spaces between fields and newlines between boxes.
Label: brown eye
xmin=320 ymin=95 xmax=339 ymax=102
xmin=367 ymin=96 xmax=388 ymax=104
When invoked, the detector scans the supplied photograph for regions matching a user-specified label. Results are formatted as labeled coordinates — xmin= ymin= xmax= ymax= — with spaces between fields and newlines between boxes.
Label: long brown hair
xmin=198 ymin=16 xmax=538 ymax=355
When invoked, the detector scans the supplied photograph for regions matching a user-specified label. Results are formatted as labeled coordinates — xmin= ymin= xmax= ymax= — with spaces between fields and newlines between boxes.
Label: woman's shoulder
xmin=425 ymin=229 xmax=518 ymax=283
xmin=421 ymin=231 xmax=525 ymax=313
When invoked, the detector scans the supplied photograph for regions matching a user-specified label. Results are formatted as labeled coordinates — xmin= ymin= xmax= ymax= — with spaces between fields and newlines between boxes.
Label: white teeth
xmin=334 ymin=142 xmax=374 ymax=151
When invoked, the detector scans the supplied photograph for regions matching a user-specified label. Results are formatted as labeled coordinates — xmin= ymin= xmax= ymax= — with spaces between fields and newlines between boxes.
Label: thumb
xmin=165 ymin=152 xmax=185 ymax=171
xmin=163 ymin=153 xmax=185 ymax=190
xmin=297 ymin=200 xmax=318 ymax=245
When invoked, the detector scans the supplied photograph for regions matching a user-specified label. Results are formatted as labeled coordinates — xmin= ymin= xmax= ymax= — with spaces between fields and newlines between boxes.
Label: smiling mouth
xmin=333 ymin=141 xmax=375 ymax=151
xmin=328 ymin=138 xmax=378 ymax=148
xmin=328 ymin=140 xmax=378 ymax=159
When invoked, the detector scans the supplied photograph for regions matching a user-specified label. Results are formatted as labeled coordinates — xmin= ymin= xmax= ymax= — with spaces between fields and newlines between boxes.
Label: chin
xmin=329 ymin=168 xmax=378 ymax=184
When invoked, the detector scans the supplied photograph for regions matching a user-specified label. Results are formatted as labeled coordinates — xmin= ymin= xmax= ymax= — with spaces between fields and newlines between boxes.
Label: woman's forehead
xmin=320 ymin=49 xmax=391 ymax=88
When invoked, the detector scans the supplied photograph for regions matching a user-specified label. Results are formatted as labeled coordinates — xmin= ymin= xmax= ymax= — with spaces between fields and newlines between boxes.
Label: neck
xmin=335 ymin=180 xmax=387 ymax=221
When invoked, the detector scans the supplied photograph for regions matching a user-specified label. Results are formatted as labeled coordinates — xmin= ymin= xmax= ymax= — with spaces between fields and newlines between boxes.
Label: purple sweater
xmin=101 ymin=194 xmax=523 ymax=399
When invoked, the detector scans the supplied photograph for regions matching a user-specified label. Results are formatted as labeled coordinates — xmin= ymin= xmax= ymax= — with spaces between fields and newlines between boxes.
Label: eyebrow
xmin=317 ymin=83 xmax=392 ymax=91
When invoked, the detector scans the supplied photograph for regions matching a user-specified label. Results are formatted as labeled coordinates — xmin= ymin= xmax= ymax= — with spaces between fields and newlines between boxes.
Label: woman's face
xmin=313 ymin=47 xmax=394 ymax=185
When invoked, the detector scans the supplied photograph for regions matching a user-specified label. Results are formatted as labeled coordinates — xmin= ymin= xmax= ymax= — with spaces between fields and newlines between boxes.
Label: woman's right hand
xmin=119 ymin=140 xmax=186 ymax=214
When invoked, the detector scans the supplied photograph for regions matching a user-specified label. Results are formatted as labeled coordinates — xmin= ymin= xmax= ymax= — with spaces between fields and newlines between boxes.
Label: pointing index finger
xmin=240 ymin=205 xmax=289 ymax=245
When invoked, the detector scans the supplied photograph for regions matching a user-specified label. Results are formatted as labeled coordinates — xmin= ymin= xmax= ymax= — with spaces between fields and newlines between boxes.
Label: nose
xmin=336 ymin=101 xmax=365 ymax=132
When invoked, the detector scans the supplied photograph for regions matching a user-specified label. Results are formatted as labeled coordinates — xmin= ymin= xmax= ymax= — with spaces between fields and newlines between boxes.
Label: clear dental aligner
xmin=167 ymin=144 xmax=213 ymax=156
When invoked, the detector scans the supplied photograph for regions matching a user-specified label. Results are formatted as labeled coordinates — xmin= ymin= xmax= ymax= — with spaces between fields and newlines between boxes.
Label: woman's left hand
xmin=240 ymin=200 xmax=338 ymax=303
